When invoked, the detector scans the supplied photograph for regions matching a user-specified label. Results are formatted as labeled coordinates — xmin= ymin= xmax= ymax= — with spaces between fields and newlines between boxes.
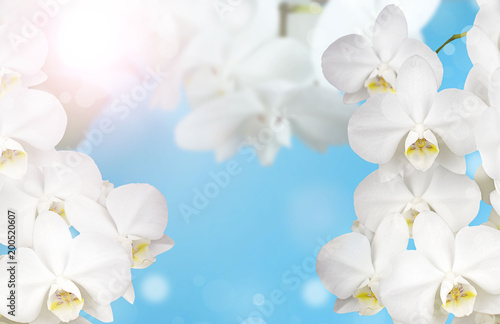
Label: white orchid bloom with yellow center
xmin=380 ymin=214 xmax=500 ymax=323
xmin=354 ymin=166 xmax=480 ymax=235
xmin=0 ymin=151 xmax=106 ymax=248
xmin=348 ymin=55 xmax=486 ymax=178
xmin=0 ymin=88 xmax=67 ymax=179
xmin=0 ymin=212 xmax=131 ymax=324
xmin=311 ymin=0 xmax=441 ymax=85
xmin=65 ymin=183 xmax=173 ymax=304
xmin=65 ymin=184 xmax=173 ymax=267
xmin=321 ymin=5 xmax=443 ymax=103
xmin=317 ymin=215 xmax=409 ymax=316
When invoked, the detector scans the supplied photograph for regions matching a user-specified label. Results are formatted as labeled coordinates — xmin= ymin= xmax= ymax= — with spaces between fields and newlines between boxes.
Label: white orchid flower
xmin=0 ymin=0 xmax=49 ymax=91
xmin=311 ymin=0 xmax=441 ymax=84
xmin=380 ymin=213 xmax=500 ymax=323
xmin=0 ymin=87 xmax=67 ymax=179
xmin=348 ymin=55 xmax=485 ymax=177
xmin=176 ymin=82 xmax=355 ymax=165
xmin=467 ymin=0 xmax=500 ymax=76
xmin=0 ymin=151 xmax=105 ymax=247
xmin=65 ymin=183 xmax=174 ymax=270
xmin=0 ymin=212 xmax=131 ymax=323
xmin=65 ymin=183 xmax=173 ymax=304
xmin=317 ymin=215 xmax=409 ymax=316
xmin=174 ymin=2 xmax=356 ymax=164
xmin=149 ymin=0 xmax=280 ymax=110
xmin=321 ymin=5 xmax=443 ymax=103
xmin=354 ymin=166 xmax=480 ymax=235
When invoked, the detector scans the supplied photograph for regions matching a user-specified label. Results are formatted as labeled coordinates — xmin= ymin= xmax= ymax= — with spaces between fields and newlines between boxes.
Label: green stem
xmin=436 ymin=31 xmax=468 ymax=54
xmin=279 ymin=2 xmax=324 ymax=37
xmin=289 ymin=4 xmax=323 ymax=14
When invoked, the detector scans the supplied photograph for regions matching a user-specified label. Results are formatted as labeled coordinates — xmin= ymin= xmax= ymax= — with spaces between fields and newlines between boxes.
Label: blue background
xmin=83 ymin=0 xmax=489 ymax=323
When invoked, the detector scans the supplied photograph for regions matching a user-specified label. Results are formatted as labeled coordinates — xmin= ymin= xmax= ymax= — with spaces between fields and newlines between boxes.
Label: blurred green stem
xmin=279 ymin=2 xmax=324 ymax=37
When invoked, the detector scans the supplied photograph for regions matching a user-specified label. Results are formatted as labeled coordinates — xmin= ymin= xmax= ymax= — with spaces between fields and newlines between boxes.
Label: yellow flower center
xmin=0 ymin=72 xmax=20 ymax=98
xmin=49 ymin=201 xmax=67 ymax=219
xmin=0 ymin=149 xmax=26 ymax=166
xmin=366 ymin=76 xmax=396 ymax=95
xmin=442 ymin=282 xmax=477 ymax=317
xmin=353 ymin=285 xmax=384 ymax=315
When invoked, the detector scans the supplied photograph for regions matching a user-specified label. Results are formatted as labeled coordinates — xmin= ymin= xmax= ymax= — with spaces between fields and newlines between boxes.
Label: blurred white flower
xmin=349 ymin=56 xmax=485 ymax=177
xmin=183 ymin=36 xmax=313 ymax=109
xmin=322 ymin=5 xmax=442 ymax=103
xmin=354 ymin=166 xmax=480 ymax=235
xmin=0 ymin=88 xmax=67 ymax=179
xmin=0 ymin=212 xmax=131 ymax=323
xmin=467 ymin=0 xmax=500 ymax=75
xmin=380 ymin=214 xmax=500 ymax=323
xmin=0 ymin=0 xmax=49 ymax=88
xmin=317 ymin=215 xmax=409 ymax=316
xmin=176 ymin=81 xmax=355 ymax=165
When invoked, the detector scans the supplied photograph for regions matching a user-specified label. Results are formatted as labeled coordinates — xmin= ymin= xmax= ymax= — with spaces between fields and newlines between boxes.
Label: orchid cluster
xmin=316 ymin=2 xmax=500 ymax=323
xmin=174 ymin=0 xmax=357 ymax=165
xmin=0 ymin=3 xmax=174 ymax=324
xmin=171 ymin=0 xmax=443 ymax=165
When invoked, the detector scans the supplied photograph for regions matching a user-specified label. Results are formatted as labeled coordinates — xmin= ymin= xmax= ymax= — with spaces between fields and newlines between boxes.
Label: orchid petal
xmin=371 ymin=215 xmax=409 ymax=273
xmin=453 ymin=225 xmax=500 ymax=295
xmin=106 ymin=184 xmax=168 ymax=240
xmin=348 ymin=93 xmax=414 ymax=164
xmin=64 ymin=233 xmax=131 ymax=305
xmin=33 ymin=212 xmax=72 ymax=276
xmin=322 ymin=34 xmax=380 ymax=93
xmin=1 ymin=89 xmax=67 ymax=151
xmin=354 ymin=170 xmax=413 ymax=232
xmin=379 ymin=250 xmax=444 ymax=324
xmin=372 ymin=5 xmax=408 ymax=62
xmin=0 ymin=248 xmax=54 ymax=323
xmin=396 ymin=56 xmax=439 ymax=123
xmin=412 ymin=211 xmax=455 ymax=273
xmin=389 ymin=39 xmax=443 ymax=89
xmin=425 ymin=89 xmax=486 ymax=156
xmin=476 ymin=107 xmax=500 ymax=179
xmin=316 ymin=233 xmax=374 ymax=299
xmin=422 ymin=167 xmax=481 ymax=232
